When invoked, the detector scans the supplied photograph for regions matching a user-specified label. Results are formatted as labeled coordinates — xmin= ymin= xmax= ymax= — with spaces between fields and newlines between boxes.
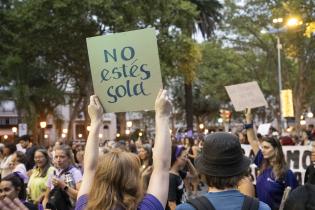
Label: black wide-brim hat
xmin=195 ymin=132 xmax=250 ymax=177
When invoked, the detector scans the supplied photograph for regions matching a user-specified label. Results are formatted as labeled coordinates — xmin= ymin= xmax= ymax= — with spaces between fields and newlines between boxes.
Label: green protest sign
xmin=86 ymin=28 xmax=162 ymax=113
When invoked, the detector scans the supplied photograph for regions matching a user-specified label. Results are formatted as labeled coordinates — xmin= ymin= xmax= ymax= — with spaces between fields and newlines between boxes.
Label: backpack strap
xmin=54 ymin=165 xmax=74 ymax=178
xmin=242 ymin=195 xmax=259 ymax=210
xmin=187 ymin=196 xmax=216 ymax=210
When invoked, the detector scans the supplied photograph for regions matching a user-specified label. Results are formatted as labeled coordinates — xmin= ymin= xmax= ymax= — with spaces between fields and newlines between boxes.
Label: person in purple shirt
xmin=75 ymin=90 xmax=172 ymax=210
xmin=245 ymin=109 xmax=298 ymax=210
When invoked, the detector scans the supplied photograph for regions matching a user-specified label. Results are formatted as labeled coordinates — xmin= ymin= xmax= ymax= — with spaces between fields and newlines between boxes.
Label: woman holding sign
xmin=245 ymin=108 xmax=298 ymax=210
xmin=75 ymin=90 xmax=171 ymax=210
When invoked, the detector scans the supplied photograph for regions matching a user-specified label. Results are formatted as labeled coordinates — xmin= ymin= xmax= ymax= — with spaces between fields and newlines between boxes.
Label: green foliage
xmin=220 ymin=0 xmax=315 ymax=122
xmin=0 ymin=0 xmax=93 ymax=132
xmin=160 ymin=35 xmax=202 ymax=83
xmin=190 ymin=0 xmax=223 ymax=38
xmin=171 ymin=78 xmax=220 ymax=122
xmin=0 ymin=0 xmax=223 ymax=133
xmin=197 ymin=41 xmax=252 ymax=101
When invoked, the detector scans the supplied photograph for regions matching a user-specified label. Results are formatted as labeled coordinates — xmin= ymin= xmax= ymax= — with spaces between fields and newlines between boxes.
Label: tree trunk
xmin=195 ymin=115 xmax=201 ymax=132
xmin=185 ymin=81 xmax=193 ymax=132
xmin=67 ymin=96 xmax=83 ymax=144
xmin=117 ymin=112 xmax=126 ymax=137
xmin=293 ymin=60 xmax=308 ymax=134
xmin=31 ymin=118 xmax=41 ymax=145
xmin=82 ymin=95 xmax=90 ymax=140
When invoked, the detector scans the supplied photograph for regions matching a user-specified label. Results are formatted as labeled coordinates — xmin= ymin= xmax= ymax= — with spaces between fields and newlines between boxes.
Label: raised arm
xmin=77 ymin=95 xmax=103 ymax=199
xmin=147 ymin=89 xmax=172 ymax=207
xmin=245 ymin=108 xmax=260 ymax=155
xmin=185 ymin=158 xmax=198 ymax=179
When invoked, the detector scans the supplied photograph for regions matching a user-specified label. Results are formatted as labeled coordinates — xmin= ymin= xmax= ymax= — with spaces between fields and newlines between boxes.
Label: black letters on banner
xmin=101 ymin=47 xmax=152 ymax=103
xmin=302 ymin=151 xmax=312 ymax=169
xmin=286 ymin=150 xmax=300 ymax=169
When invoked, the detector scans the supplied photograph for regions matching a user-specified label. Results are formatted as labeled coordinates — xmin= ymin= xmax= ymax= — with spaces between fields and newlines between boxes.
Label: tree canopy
xmin=1 ymin=0 xmax=313 ymax=138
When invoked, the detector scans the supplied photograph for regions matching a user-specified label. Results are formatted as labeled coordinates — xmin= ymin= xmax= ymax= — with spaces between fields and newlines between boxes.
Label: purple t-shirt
xmin=75 ymin=194 xmax=164 ymax=210
xmin=254 ymin=150 xmax=298 ymax=210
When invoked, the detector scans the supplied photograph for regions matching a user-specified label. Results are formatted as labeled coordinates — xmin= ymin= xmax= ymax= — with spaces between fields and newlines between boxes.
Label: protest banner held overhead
xmin=86 ymin=28 xmax=162 ymax=113
xmin=225 ymin=81 xmax=268 ymax=112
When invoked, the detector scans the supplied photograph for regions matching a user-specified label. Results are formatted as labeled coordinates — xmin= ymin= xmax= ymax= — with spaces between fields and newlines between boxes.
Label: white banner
xmin=241 ymin=144 xmax=312 ymax=185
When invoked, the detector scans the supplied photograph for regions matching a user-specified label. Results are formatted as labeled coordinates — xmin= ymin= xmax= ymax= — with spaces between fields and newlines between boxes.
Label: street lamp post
xmin=276 ymin=35 xmax=286 ymax=131
xmin=261 ymin=17 xmax=301 ymax=132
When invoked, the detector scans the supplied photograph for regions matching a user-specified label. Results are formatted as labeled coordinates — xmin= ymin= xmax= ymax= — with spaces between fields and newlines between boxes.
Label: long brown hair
xmin=86 ymin=149 xmax=143 ymax=210
xmin=34 ymin=149 xmax=51 ymax=177
xmin=260 ymin=137 xmax=288 ymax=179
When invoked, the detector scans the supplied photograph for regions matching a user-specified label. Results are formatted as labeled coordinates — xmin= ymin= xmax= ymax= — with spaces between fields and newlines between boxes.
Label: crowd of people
xmin=0 ymin=91 xmax=314 ymax=210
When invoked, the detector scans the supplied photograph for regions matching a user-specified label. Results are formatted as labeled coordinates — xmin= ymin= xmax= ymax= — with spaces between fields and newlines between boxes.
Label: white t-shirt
xmin=13 ymin=163 xmax=29 ymax=183
xmin=0 ymin=154 xmax=14 ymax=178
xmin=16 ymin=143 xmax=26 ymax=153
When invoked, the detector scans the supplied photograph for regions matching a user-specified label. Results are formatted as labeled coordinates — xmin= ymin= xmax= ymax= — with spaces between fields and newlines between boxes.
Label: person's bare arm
xmin=67 ymin=181 xmax=81 ymax=199
xmin=238 ymin=176 xmax=255 ymax=197
xmin=42 ymin=188 xmax=50 ymax=209
xmin=245 ymin=108 xmax=259 ymax=155
xmin=147 ymin=89 xmax=172 ymax=207
xmin=191 ymin=145 xmax=199 ymax=158
xmin=52 ymin=177 xmax=81 ymax=200
xmin=77 ymin=95 xmax=103 ymax=199
xmin=185 ymin=158 xmax=198 ymax=179
xmin=168 ymin=201 xmax=177 ymax=210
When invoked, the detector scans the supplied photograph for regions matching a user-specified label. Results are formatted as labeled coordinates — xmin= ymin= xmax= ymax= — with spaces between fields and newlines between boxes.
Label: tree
xmin=189 ymin=0 xmax=223 ymax=38
xmin=90 ymin=0 xmax=221 ymax=133
xmin=1 ymin=0 xmax=223 ymax=140
xmin=173 ymin=36 xmax=202 ymax=131
xmin=197 ymin=41 xmax=251 ymax=100
xmin=179 ymin=0 xmax=222 ymax=130
xmin=277 ymin=0 xmax=315 ymax=126
xmin=0 ymin=0 xmax=100 ymax=143
xmin=156 ymin=0 xmax=223 ymax=131
xmin=0 ymin=1 xmax=68 ymax=143
xmin=171 ymin=78 xmax=220 ymax=127
xmin=220 ymin=0 xmax=315 ymax=128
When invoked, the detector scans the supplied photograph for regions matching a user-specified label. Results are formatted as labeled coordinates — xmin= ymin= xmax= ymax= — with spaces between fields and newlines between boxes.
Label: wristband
xmin=244 ymin=123 xmax=253 ymax=130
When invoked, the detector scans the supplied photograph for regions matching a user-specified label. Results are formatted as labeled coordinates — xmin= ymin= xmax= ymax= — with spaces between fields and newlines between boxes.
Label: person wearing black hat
xmin=176 ymin=132 xmax=270 ymax=210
